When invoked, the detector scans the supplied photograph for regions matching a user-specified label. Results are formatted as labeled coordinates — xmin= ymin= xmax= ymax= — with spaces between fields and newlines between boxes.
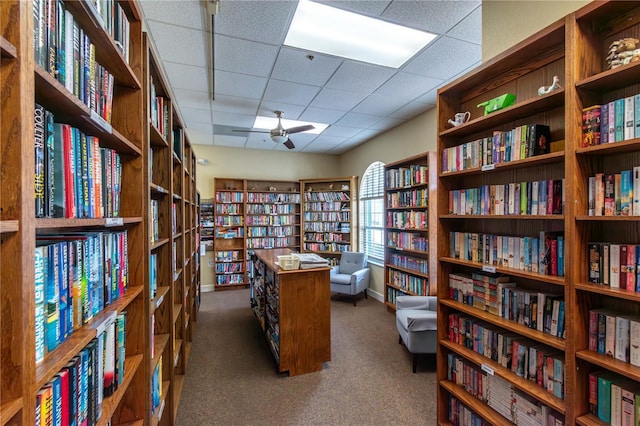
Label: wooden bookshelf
xmin=436 ymin=2 xmax=640 ymax=423
xmin=383 ymin=152 xmax=437 ymax=310
xmin=300 ymin=176 xmax=358 ymax=265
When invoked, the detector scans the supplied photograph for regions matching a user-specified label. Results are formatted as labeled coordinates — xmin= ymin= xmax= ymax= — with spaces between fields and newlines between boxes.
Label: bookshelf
xmin=199 ymin=198 xmax=214 ymax=248
xmin=213 ymin=177 xmax=246 ymax=290
xmin=437 ymin=2 xmax=640 ymax=424
xmin=384 ymin=152 xmax=437 ymax=310
xmin=300 ymin=176 xmax=358 ymax=265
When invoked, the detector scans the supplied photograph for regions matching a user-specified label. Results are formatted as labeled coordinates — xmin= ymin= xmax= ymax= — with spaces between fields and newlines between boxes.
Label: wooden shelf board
xmin=97 ymin=353 xmax=144 ymax=426
xmin=0 ymin=397 xmax=23 ymax=426
xmin=214 ymin=282 xmax=247 ymax=290
xmin=172 ymin=151 xmax=181 ymax=164
xmin=34 ymin=67 xmax=141 ymax=155
xmin=440 ymin=298 xmax=566 ymax=350
xmin=149 ymin=123 xmax=169 ymax=147
xmin=386 ymin=246 xmax=429 ymax=256
xmin=576 ymin=138 xmax=640 ymax=156
xmin=36 ymin=217 xmax=142 ymax=230
xmin=151 ymin=333 xmax=170 ymax=372
xmin=386 ymin=205 xmax=428 ymax=211
xmin=576 ymin=413 xmax=608 ymax=426
xmin=0 ymin=220 xmax=19 ymax=234
xmin=386 ymin=182 xmax=429 ymax=191
xmin=0 ymin=36 xmax=17 ymax=59
xmin=150 ymin=286 xmax=171 ymax=313
xmin=385 ymin=263 xmax=428 ymax=278
xmin=184 ymin=341 xmax=192 ymax=367
xmin=173 ymin=339 xmax=183 ymax=367
xmin=440 ymin=214 xmax=563 ymax=220
xmin=150 ymin=183 xmax=169 ymax=195
xmin=576 ymin=214 xmax=640 ymax=222
xmin=386 ymin=226 xmax=428 ymax=231
xmin=576 ymin=60 xmax=640 ymax=93
xmin=172 ymin=374 xmax=185 ymax=422
xmin=150 ymin=238 xmax=170 ymax=251
xmin=173 ymin=304 xmax=182 ymax=324
xmin=577 ymin=349 xmax=640 ymax=382
xmin=440 ymin=339 xmax=566 ymax=413
xmin=575 ymin=282 xmax=640 ymax=302
xmin=440 ymin=151 xmax=564 ymax=178
xmin=173 ymin=268 xmax=183 ymax=283
xmin=439 ymin=256 xmax=565 ymax=286
xmin=35 ymin=286 xmax=142 ymax=389
xmin=385 ymin=282 xmax=423 ymax=296
xmin=150 ymin=381 xmax=170 ymax=426
xmin=439 ymin=381 xmax=512 ymax=426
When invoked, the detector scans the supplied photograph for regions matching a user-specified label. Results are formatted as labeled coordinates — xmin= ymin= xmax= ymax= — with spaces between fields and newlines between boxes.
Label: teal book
xmin=622 ymin=170 xmax=632 ymax=216
xmin=598 ymin=371 xmax=621 ymax=422
xmin=615 ymin=98 xmax=625 ymax=142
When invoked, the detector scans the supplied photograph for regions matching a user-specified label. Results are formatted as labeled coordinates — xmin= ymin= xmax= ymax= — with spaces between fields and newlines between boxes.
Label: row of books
xmin=35 ymin=105 xmax=122 ymax=219
xmin=215 ymin=192 xmax=243 ymax=203
xmin=151 ymin=356 xmax=163 ymax=417
xmin=215 ymin=216 xmax=243 ymax=227
xmin=303 ymin=222 xmax=345 ymax=232
xmin=582 ymin=95 xmax=640 ymax=147
xmin=387 ymin=231 xmax=428 ymax=252
xmin=448 ymin=395 xmax=491 ymax=426
xmin=216 ymin=274 xmax=244 ymax=285
xmin=215 ymin=263 xmax=243 ymax=274
xmin=304 ymin=202 xmax=346 ymax=212
xmin=246 ymin=204 xmax=297 ymax=214
xmin=386 ymin=187 xmax=427 ymax=208
xmin=304 ymin=232 xmax=345 ymax=242
xmin=246 ymin=215 xmax=297 ymax=226
xmin=303 ymin=212 xmax=350 ymax=221
xmin=215 ymin=203 xmax=243 ymax=214
xmin=448 ymin=313 xmax=565 ymax=398
xmin=150 ymin=199 xmax=160 ymax=244
xmin=150 ymin=253 xmax=158 ymax=300
xmin=35 ymin=312 xmax=125 ymax=426
xmin=303 ymin=191 xmax=350 ymax=202
xmin=448 ymin=179 xmax=564 ymax=216
xmin=588 ymin=242 xmax=640 ymax=290
xmin=589 ymin=308 xmax=640 ymax=366
xmin=386 ymin=287 xmax=408 ymax=305
xmin=449 ymin=231 xmax=565 ymax=277
xmin=387 ymin=269 xmax=428 ymax=295
xmin=386 ymin=210 xmax=427 ymax=229
xmin=246 ymin=193 xmax=300 ymax=203
xmin=449 ymin=272 xmax=566 ymax=338
xmin=35 ymin=231 xmax=128 ymax=362
xmin=215 ymin=251 xmax=242 ymax=262
xmin=589 ymin=168 xmax=640 ymax=216
xmin=33 ymin=0 xmax=116 ymax=123
xmin=215 ymin=227 xmax=243 ymax=238
xmin=589 ymin=370 xmax=640 ymax=424
xmin=247 ymin=226 xmax=294 ymax=237
xmin=303 ymin=242 xmax=351 ymax=252
xmin=385 ymin=164 xmax=429 ymax=189
xmin=447 ymin=354 xmax=564 ymax=425
xmin=87 ymin=0 xmax=131 ymax=62
xmin=442 ymin=124 xmax=551 ymax=174
xmin=388 ymin=253 xmax=429 ymax=275
xmin=149 ymin=80 xmax=170 ymax=141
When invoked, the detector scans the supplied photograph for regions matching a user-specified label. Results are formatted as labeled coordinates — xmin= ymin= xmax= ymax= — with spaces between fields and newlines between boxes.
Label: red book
xmin=547 ymin=179 xmax=554 ymax=215
xmin=627 ymin=244 xmax=636 ymax=292
xmin=550 ymin=238 xmax=558 ymax=276
xmin=62 ymin=124 xmax=76 ymax=218
xmin=621 ymin=245 xmax=629 ymax=290
xmin=58 ymin=368 xmax=70 ymax=426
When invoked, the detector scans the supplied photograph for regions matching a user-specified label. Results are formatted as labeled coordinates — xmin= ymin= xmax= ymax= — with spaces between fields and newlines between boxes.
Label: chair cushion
xmin=339 ymin=252 xmax=366 ymax=275
xmin=330 ymin=273 xmax=352 ymax=285
xmin=396 ymin=309 xmax=437 ymax=332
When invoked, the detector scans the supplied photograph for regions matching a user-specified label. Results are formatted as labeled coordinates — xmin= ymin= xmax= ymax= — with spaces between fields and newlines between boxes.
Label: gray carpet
xmin=175 ymin=289 xmax=438 ymax=425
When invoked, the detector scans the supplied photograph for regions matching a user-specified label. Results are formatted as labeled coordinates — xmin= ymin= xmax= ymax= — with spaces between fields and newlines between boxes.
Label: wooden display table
xmin=250 ymin=248 xmax=331 ymax=376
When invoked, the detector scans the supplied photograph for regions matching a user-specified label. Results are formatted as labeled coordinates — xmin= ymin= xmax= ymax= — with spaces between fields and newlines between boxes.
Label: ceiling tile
xmin=299 ymin=107 xmax=346 ymax=124
xmin=185 ymin=121 xmax=213 ymax=133
xmin=335 ymin=112 xmax=383 ymax=128
xmin=271 ymin=47 xmax=343 ymax=87
xmin=389 ymin=101 xmax=435 ymax=120
xmin=368 ymin=116 xmax=405 ymax=131
xmin=211 ymin=95 xmax=260 ymax=116
xmin=447 ymin=5 xmax=482 ymax=43
xmin=403 ymin=36 xmax=481 ymax=80
xmin=141 ymin=0 xmax=204 ymax=30
xmin=310 ymin=88 xmax=368 ymax=111
xmin=163 ymin=62 xmax=208 ymax=92
xmin=325 ymin=61 xmax=395 ymax=93
xmin=210 ymin=111 xmax=256 ymax=128
xmin=213 ymin=134 xmax=248 ymax=147
xmin=214 ymin=1 xmax=296 ymax=46
xmin=181 ymin=107 xmax=212 ymax=124
xmin=314 ymin=1 xmax=392 ymax=17
xmin=382 ymin=1 xmax=480 ymax=35
xmin=258 ymin=101 xmax=306 ymax=120
xmin=214 ymin=70 xmax=267 ymax=99
xmin=414 ymin=89 xmax=438 ymax=105
xmin=374 ymin=72 xmax=442 ymax=101
xmin=147 ymin=21 xmax=207 ymax=67
xmin=321 ymin=125 xmax=361 ymax=138
xmin=352 ymin=94 xmax=409 ymax=116
xmin=185 ymin=128 xmax=213 ymax=145
xmin=215 ymin=35 xmax=280 ymax=77
xmin=174 ymin=89 xmax=212 ymax=111
xmin=263 ymin=80 xmax=321 ymax=106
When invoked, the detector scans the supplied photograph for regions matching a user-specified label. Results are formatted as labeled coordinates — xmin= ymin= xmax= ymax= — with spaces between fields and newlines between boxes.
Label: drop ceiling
xmin=140 ymin=0 xmax=482 ymax=154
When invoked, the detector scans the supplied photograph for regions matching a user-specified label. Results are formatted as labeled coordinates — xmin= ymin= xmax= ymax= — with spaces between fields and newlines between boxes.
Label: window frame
xmin=359 ymin=161 xmax=385 ymax=266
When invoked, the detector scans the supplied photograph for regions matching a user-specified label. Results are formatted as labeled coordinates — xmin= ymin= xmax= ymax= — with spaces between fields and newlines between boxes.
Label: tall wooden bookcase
xmin=0 ymin=1 xmax=199 ymax=424
xmin=384 ymin=152 xmax=437 ymax=310
xmin=300 ymin=176 xmax=358 ymax=265
xmin=436 ymin=2 xmax=640 ymax=423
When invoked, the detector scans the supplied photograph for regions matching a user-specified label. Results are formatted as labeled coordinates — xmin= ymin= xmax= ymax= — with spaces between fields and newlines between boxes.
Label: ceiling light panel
xmin=253 ymin=116 xmax=328 ymax=134
xmin=284 ymin=0 xmax=436 ymax=68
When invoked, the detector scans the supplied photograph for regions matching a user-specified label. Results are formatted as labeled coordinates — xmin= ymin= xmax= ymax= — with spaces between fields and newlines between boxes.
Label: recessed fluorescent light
xmin=253 ymin=116 xmax=328 ymax=134
xmin=284 ymin=0 xmax=436 ymax=68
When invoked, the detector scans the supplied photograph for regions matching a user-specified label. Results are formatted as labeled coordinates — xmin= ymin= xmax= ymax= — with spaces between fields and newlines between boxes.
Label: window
xmin=359 ymin=161 xmax=385 ymax=265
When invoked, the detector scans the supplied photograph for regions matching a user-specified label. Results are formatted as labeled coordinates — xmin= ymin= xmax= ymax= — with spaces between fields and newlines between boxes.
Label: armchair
xmin=329 ymin=252 xmax=370 ymax=306
xmin=395 ymin=295 xmax=437 ymax=373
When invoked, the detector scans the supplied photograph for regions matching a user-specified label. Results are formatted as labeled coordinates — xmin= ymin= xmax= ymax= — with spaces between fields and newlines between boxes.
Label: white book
xmin=615 ymin=315 xmax=631 ymax=362
xmin=606 ymin=312 xmax=617 ymax=357
xmin=537 ymin=293 xmax=546 ymax=332
xmin=629 ymin=316 xmax=640 ymax=367
xmin=609 ymin=100 xmax=616 ymax=143
xmin=551 ymin=299 xmax=560 ymax=337
xmin=611 ymin=244 xmax=621 ymax=289
xmin=625 ymin=96 xmax=635 ymax=140
xmin=508 ymin=182 xmax=516 ymax=215
xmin=603 ymin=243 xmax=610 ymax=286
xmin=612 ymin=382 xmax=623 ymax=426
xmin=634 ymin=166 xmax=640 ymax=216
xmin=531 ymin=181 xmax=539 ymax=215
xmin=519 ymin=237 xmax=525 ymax=270
xmin=589 ymin=176 xmax=596 ymax=216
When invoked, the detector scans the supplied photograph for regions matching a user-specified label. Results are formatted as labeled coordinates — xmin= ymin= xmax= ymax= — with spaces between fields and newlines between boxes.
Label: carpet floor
xmin=175 ymin=289 xmax=438 ymax=425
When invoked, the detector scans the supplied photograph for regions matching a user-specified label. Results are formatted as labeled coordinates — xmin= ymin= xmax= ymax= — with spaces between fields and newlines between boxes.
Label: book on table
xmin=292 ymin=253 xmax=329 ymax=269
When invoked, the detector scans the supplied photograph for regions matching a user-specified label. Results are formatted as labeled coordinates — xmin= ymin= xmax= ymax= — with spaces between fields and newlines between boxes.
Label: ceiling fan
xmin=232 ymin=111 xmax=314 ymax=150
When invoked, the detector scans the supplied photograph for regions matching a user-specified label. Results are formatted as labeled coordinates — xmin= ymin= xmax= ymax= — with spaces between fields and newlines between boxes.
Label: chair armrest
xmin=396 ymin=295 xmax=437 ymax=311
xmin=350 ymin=268 xmax=369 ymax=284
xmin=330 ymin=265 xmax=340 ymax=276
xmin=404 ymin=310 xmax=437 ymax=332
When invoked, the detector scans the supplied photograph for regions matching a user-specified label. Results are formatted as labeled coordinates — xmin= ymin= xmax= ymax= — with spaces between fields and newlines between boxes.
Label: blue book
xmin=601 ymin=103 xmax=609 ymax=143
xmin=557 ymin=236 xmax=565 ymax=277
xmin=557 ymin=300 xmax=565 ymax=338
xmin=622 ymin=169 xmax=632 ymax=215
xmin=615 ymin=98 xmax=625 ymax=142
xmin=532 ymin=237 xmax=540 ymax=273
xmin=524 ymin=237 xmax=531 ymax=271
xmin=553 ymin=357 xmax=564 ymax=398
xmin=45 ymin=243 xmax=61 ymax=352
xmin=52 ymin=374 xmax=62 ymax=426
xmin=635 ymin=94 xmax=640 ymax=138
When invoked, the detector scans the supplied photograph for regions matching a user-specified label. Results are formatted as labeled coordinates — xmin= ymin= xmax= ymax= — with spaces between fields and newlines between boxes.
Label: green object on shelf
xmin=477 ymin=93 xmax=516 ymax=115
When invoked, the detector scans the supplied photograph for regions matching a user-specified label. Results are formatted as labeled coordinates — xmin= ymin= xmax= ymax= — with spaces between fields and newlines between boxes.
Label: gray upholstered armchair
xmin=396 ymin=295 xmax=438 ymax=373
xmin=329 ymin=252 xmax=370 ymax=306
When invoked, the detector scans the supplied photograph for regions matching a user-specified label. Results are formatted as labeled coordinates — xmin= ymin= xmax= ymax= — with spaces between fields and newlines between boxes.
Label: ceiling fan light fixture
xmin=271 ymin=134 xmax=288 ymax=144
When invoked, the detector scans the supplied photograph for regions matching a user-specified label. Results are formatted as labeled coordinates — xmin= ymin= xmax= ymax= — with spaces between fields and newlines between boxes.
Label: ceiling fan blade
xmin=283 ymin=139 xmax=295 ymax=150
xmin=285 ymin=124 xmax=315 ymax=134
xmin=231 ymin=129 xmax=270 ymax=133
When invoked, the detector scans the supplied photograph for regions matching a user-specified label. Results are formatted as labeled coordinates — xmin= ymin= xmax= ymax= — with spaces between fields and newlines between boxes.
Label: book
xmin=583 ymin=105 xmax=601 ymax=146
xmin=625 ymin=96 xmax=635 ymax=140
xmin=528 ymin=124 xmax=551 ymax=156
xmin=35 ymin=103 xmax=47 ymax=218
xmin=615 ymin=98 xmax=625 ymax=142
xmin=602 ymin=102 xmax=610 ymax=143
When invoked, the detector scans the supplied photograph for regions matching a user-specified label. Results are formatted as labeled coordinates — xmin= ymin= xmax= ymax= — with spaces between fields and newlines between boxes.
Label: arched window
xmin=359 ymin=161 xmax=385 ymax=265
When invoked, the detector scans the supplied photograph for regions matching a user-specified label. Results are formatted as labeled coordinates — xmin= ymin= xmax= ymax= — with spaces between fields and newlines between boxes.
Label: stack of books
xmin=292 ymin=253 xmax=329 ymax=269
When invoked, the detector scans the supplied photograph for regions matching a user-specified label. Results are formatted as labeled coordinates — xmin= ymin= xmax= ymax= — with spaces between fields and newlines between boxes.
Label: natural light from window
xmin=359 ymin=161 xmax=385 ymax=264
xmin=284 ymin=0 xmax=437 ymax=68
